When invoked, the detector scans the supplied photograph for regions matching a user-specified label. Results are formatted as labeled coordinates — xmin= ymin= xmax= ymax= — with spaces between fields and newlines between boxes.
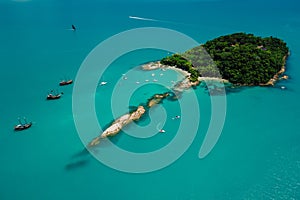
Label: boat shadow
xmin=65 ymin=159 xmax=89 ymax=171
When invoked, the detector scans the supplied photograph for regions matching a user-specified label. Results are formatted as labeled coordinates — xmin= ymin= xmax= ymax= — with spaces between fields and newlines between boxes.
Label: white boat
xmin=99 ymin=81 xmax=107 ymax=86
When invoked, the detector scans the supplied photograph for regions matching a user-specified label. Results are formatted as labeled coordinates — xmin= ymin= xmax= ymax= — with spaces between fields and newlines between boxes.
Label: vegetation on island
xmin=161 ymin=33 xmax=289 ymax=85
xmin=161 ymin=54 xmax=200 ymax=82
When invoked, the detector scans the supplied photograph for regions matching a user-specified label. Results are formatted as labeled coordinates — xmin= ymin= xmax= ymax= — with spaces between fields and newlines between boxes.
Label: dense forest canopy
xmin=161 ymin=33 xmax=289 ymax=85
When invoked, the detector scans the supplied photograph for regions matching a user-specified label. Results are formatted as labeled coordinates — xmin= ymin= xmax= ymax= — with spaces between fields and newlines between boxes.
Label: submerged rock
xmin=147 ymin=93 xmax=170 ymax=108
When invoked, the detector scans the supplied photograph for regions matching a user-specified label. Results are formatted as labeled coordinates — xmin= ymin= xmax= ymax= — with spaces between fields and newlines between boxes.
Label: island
xmin=88 ymin=33 xmax=290 ymax=147
xmin=158 ymin=32 xmax=289 ymax=86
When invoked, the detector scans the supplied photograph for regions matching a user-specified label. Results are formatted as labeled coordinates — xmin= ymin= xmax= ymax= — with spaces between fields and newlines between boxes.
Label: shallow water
xmin=0 ymin=0 xmax=300 ymax=199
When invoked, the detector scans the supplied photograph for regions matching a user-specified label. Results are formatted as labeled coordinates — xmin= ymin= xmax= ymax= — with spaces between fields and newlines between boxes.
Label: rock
xmin=88 ymin=106 xmax=146 ymax=147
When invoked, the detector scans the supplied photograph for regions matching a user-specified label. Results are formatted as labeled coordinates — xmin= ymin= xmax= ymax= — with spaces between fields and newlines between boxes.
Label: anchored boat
xmin=59 ymin=79 xmax=73 ymax=86
xmin=14 ymin=117 xmax=32 ymax=131
xmin=47 ymin=90 xmax=63 ymax=100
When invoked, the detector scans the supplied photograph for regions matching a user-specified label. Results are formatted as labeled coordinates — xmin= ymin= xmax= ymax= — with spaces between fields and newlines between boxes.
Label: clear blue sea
xmin=1 ymin=0 xmax=300 ymax=199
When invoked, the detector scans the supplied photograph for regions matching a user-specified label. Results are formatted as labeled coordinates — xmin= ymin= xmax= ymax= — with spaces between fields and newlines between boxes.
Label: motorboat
xmin=99 ymin=81 xmax=107 ymax=86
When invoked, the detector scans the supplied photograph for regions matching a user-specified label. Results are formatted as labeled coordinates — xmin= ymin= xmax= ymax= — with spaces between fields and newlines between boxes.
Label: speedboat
xmin=59 ymin=80 xmax=73 ymax=86
xmin=99 ymin=81 xmax=107 ymax=86
xmin=159 ymin=129 xmax=166 ymax=133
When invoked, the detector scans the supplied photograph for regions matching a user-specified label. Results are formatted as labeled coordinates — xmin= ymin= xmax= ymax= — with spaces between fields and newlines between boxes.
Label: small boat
xmin=99 ymin=81 xmax=107 ymax=86
xmin=14 ymin=117 xmax=32 ymax=131
xmin=281 ymin=86 xmax=286 ymax=90
xmin=72 ymin=24 xmax=76 ymax=31
xmin=172 ymin=115 xmax=181 ymax=120
xmin=159 ymin=129 xmax=166 ymax=133
xmin=59 ymin=79 xmax=73 ymax=86
xmin=47 ymin=90 xmax=63 ymax=100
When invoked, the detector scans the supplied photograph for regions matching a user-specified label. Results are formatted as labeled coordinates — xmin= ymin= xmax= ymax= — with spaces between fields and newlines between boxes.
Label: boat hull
xmin=14 ymin=123 xmax=32 ymax=131
xmin=59 ymin=80 xmax=73 ymax=86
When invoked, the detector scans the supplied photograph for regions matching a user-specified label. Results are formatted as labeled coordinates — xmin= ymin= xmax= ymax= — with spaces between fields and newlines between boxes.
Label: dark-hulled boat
xmin=46 ymin=90 xmax=63 ymax=100
xmin=59 ymin=80 xmax=73 ymax=86
xmin=14 ymin=118 xmax=32 ymax=131
xmin=47 ymin=93 xmax=62 ymax=100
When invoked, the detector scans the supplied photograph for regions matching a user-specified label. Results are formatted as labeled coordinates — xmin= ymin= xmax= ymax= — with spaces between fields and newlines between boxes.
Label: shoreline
xmin=142 ymin=57 xmax=289 ymax=88
xmin=141 ymin=61 xmax=190 ymax=77
xmin=259 ymin=54 xmax=289 ymax=86
xmin=141 ymin=61 xmax=229 ymax=89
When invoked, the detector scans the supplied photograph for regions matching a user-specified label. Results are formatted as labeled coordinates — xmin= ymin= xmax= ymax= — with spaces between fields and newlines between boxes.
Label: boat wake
xmin=129 ymin=16 xmax=158 ymax=22
xmin=129 ymin=15 xmax=193 ymax=26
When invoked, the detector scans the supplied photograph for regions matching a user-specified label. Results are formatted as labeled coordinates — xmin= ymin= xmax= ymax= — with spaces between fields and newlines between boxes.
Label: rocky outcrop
xmin=88 ymin=106 xmax=146 ymax=147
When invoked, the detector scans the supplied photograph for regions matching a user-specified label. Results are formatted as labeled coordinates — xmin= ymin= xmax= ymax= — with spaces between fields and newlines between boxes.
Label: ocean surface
xmin=1 ymin=0 xmax=300 ymax=199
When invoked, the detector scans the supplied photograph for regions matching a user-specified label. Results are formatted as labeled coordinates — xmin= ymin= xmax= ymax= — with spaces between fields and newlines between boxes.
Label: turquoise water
xmin=1 ymin=0 xmax=300 ymax=199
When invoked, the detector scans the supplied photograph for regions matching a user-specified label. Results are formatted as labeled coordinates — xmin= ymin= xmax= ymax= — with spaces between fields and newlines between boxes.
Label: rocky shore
xmin=260 ymin=54 xmax=289 ymax=86
xmin=88 ymin=106 xmax=146 ymax=147
xmin=88 ymin=93 xmax=170 ymax=147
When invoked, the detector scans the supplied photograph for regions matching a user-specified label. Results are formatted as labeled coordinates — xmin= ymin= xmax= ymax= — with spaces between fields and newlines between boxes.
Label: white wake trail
xmin=128 ymin=15 xmax=192 ymax=26
xmin=129 ymin=16 xmax=159 ymax=22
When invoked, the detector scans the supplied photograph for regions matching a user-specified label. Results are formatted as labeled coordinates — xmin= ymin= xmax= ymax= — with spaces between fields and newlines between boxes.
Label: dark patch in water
xmin=65 ymin=160 xmax=89 ymax=171
xmin=71 ymin=148 xmax=90 ymax=159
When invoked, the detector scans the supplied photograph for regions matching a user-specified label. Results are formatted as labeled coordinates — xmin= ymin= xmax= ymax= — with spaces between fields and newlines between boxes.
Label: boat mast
xmin=18 ymin=117 xmax=23 ymax=125
xmin=23 ymin=117 xmax=28 ymax=124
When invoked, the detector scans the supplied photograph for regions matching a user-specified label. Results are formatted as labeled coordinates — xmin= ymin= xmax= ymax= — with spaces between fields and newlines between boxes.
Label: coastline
xmin=259 ymin=54 xmax=289 ymax=86
xmin=141 ymin=55 xmax=289 ymax=88
xmin=141 ymin=61 xmax=228 ymax=88
xmin=141 ymin=61 xmax=190 ymax=77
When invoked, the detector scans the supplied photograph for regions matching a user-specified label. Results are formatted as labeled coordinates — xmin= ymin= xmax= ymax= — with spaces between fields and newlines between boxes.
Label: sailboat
xmin=14 ymin=117 xmax=32 ymax=131
xmin=47 ymin=90 xmax=63 ymax=100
